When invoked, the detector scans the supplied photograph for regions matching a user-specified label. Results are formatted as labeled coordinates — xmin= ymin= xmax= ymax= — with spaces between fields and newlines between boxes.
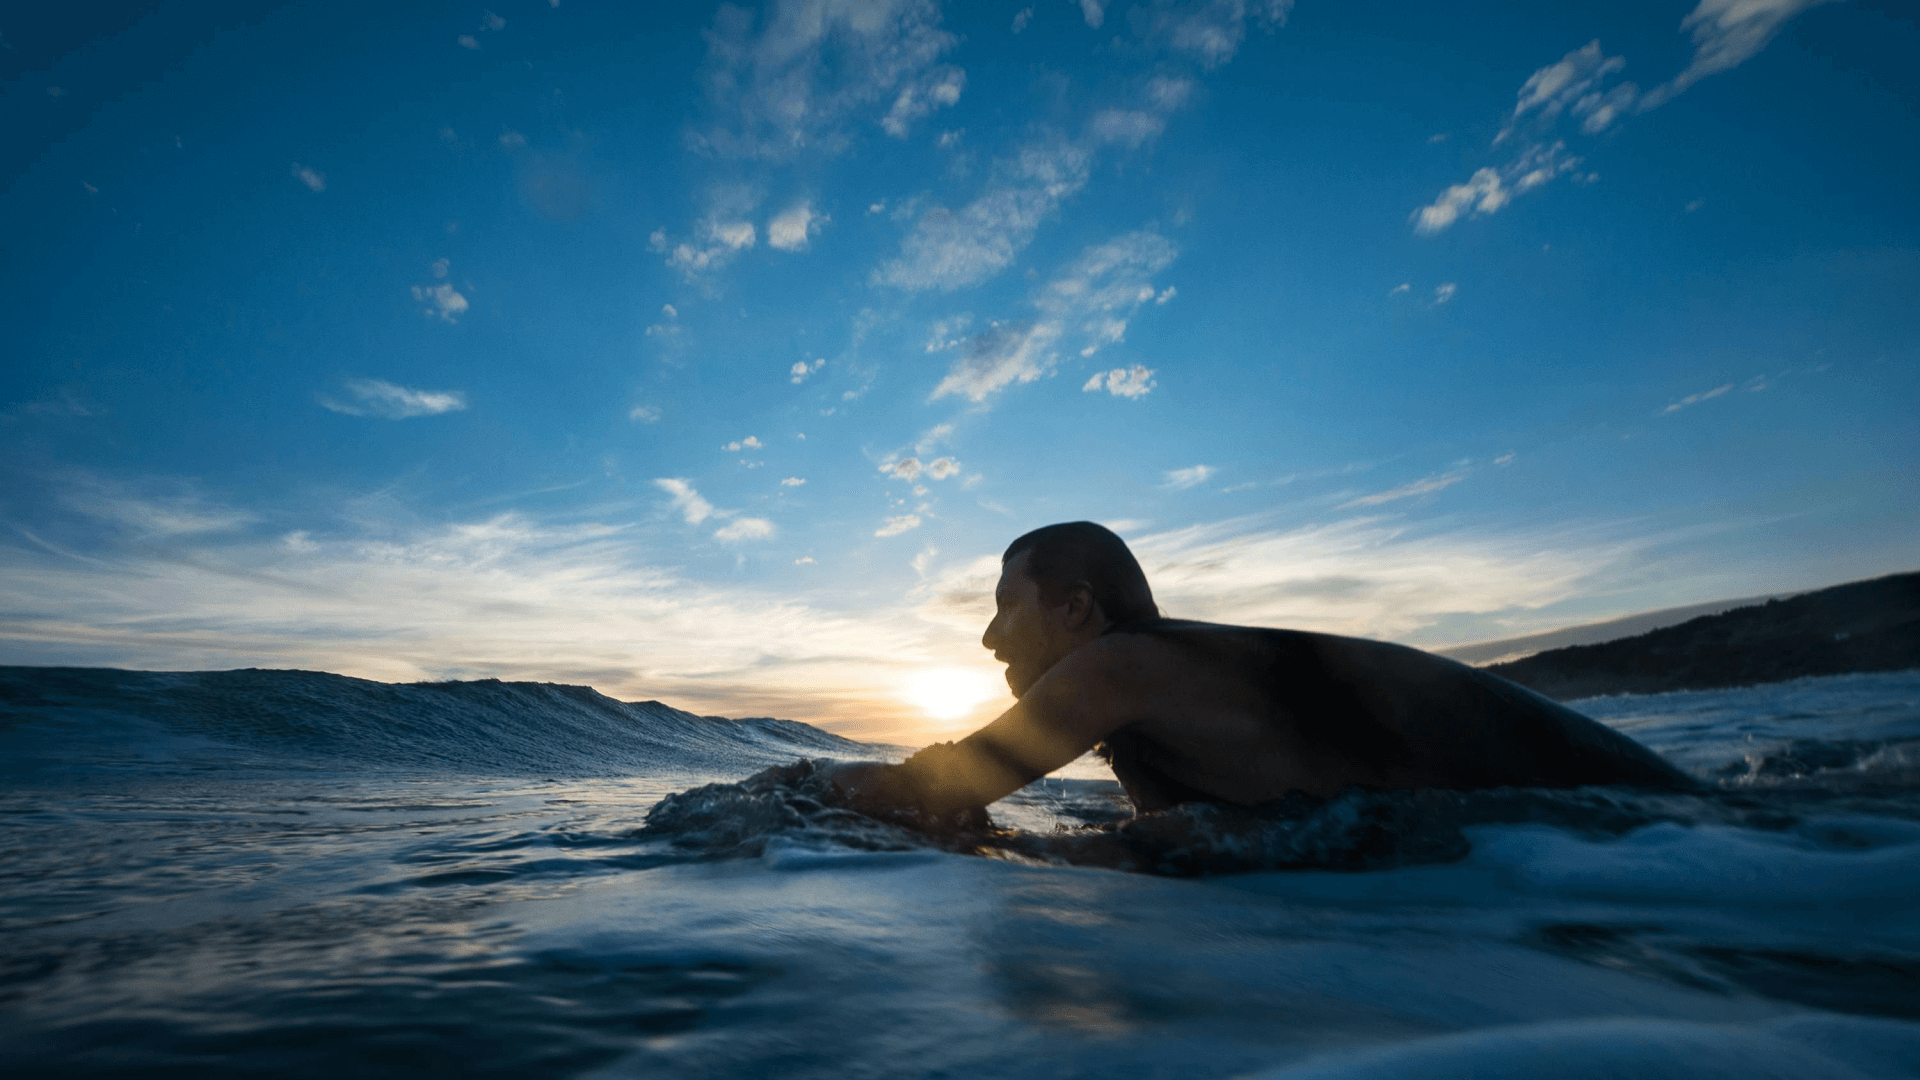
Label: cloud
xmin=714 ymin=517 xmax=776 ymax=542
xmin=1389 ymin=283 xmax=1411 ymax=296
xmin=790 ymin=358 xmax=825 ymax=383
xmin=320 ymin=379 xmax=469 ymax=419
xmin=653 ymin=478 xmax=715 ymax=525
xmin=499 ymin=130 xmax=527 ymax=149
xmin=875 ymin=514 xmax=922 ymax=537
xmin=781 ymin=477 xmax=806 ymax=486
xmin=412 ymin=282 xmax=470 ymax=322
xmin=1497 ymin=40 xmax=1628 ymax=144
xmin=929 ymin=229 xmax=1177 ymax=402
xmin=661 ymin=187 xmax=764 ymax=278
xmin=61 ymin=477 xmax=257 ymax=538
xmin=1641 ymin=0 xmax=1835 ymax=110
xmin=1146 ymin=76 xmax=1195 ymax=110
xmin=692 ymin=0 xmax=962 ymax=160
xmin=1418 ymin=8 xmax=1826 ymax=239
xmin=629 ymin=404 xmax=662 ymax=423
xmin=458 ymin=34 xmax=479 ymax=49
xmin=645 ymin=304 xmax=679 ymax=337
xmin=768 ymin=201 xmax=826 ymax=251
xmin=721 ymin=436 xmax=764 ymax=452
xmin=794 ymin=555 xmax=816 ymax=564
xmin=1661 ymin=382 xmax=1733 ymax=414
xmin=1138 ymin=0 xmax=1292 ymax=69
xmin=1494 ymin=452 xmax=1517 ymax=466
xmin=1083 ymin=364 xmax=1157 ymax=398
xmin=1116 ymin=514 xmax=1645 ymax=641
xmin=1092 ymin=109 xmax=1166 ymax=146
xmin=1011 ymin=6 xmax=1033 ymax=32
xmin=291 ymin=164 xmax=326 ymax=193
xmin=1411 ymin=141 xmax=1579 ymax=236
xmin=880 ymin=65 xmax=966 ymax=138
xmin=1163 ymin=464 xmax=1214 ymax=490
xmin=1076 ymin=0 xmax=1108 ymax=28
xmin=879 ymin=456 xmax=960 ymax=482
xmin=1339 ymin=470 xmax=1467 ymax=508
xmin=0 ymin=500 xmax=986 ymax=742
xmin=875 ymin=136 xmax=1092 ymax=291
xmin=1433 ymin=282 xmax=1457 ymax=305
xmin=482 ymin=11 xmax=505 ymax=31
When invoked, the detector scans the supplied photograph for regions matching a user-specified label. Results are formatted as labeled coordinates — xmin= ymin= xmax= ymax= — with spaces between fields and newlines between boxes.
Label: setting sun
xmin=899 ymin=668 xmax=1002 ymax=722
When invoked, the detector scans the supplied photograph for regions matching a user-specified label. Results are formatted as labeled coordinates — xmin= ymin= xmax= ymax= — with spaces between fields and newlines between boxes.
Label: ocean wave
xmin=0 ymin=666 xmax=869 ymax=779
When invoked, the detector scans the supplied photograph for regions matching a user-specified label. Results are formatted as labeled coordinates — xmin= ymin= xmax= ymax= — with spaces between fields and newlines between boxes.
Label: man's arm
xmin=832 ymin=638 xmax=1146 ymax=815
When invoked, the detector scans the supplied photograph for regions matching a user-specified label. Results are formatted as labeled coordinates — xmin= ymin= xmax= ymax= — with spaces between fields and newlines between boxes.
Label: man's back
xmin=1094 ymin=619 xmax=1696 ymax=809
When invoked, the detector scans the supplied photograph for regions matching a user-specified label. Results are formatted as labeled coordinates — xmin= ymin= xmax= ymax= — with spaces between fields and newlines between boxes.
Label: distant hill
xmin=1436 ymin=592 xmax=1784 ymax=667
xmin=1484 ymin=571 xmax=1920 ymax=701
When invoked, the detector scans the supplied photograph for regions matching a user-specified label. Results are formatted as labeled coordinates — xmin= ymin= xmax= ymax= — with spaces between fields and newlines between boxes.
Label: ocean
xmin=3 ymin=664 xmax=1918 ymax=1079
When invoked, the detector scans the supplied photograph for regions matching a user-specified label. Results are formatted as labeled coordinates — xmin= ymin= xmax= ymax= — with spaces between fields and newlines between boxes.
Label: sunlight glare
xmin=900 ymin=667 xmax=1000 ymax=721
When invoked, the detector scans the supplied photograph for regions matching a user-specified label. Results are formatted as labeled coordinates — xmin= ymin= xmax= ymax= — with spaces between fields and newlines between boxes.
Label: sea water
xmin=2 ymin=665 xmax=1917 ymax=1078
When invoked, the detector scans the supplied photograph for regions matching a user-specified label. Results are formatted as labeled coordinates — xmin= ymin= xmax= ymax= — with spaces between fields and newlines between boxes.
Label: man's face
xmin=980 ymin=551 xmax=1074 ymax=698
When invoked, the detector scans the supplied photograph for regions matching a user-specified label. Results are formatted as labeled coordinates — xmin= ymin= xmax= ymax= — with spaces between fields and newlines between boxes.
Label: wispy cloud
xmin=1135 ymin=0 xmax=1292 ymax=69
xmin=714 ymin=517 xmax=775 ymax=542
xmin=653 ymin=478 xmax=714 ymax=525
xmin=291 ymin=163 xmax=326 ymax=193
xmin=1417 ymin=3 xmax=1829 ymax=236
xmin=1496 ymin=40 xmax=1628 ymax=144
xmin=1412 ymin=141 xmax=1580 ymax=235
xmin=691 ymin=0 xmax=961 ymax=159
xmin=320 ymin=379 xmax=468 ymax=419
xmin=911 ymin=510 xmax=1649 ymax=648
xmin=789 ymin=358 xmax=825 ymax=383
xmin=1641 ymin=0 xmax=1836 ymax=110
xmin=1433 ymin=282 xmax=1457 ymax=305
xmin=875 ymin=136 xmax=1092 ymax=291
xmin=768 ymin=200 xmax=826 ymax=251
xmin=780 ymin=477 xmax=806 ymax=487
xmin=880 ymin=65 xmax=966 ymax=138
xmin=629 ymin=404 xmax=662 ymax=423
xmin=0 ymin=502 xmax=971 ymax=741
xmin=875 ymin=514 xmax=922 ymax=537
xmin=61 ymin=477 xmax=257 ymax=538
xmin=1339 ymin=470 xmax=1468 ymax=508
xmin=1662 ymin=382 xmax=1733 ymax=414
xmin=1083 ymin=364 xmax=1157 ymax=398
xmin=880 ymin=456 xmax=960 ymax=482
xmin=928 ymin=229 xmax=1177 ymax=402
xmin=1163 ymin=464 xmax=1214 ymax=490
xmin=412 ymin=280 xmax=470 ymax=323
xmin=721 ymin=436 xmax=763 ymax=452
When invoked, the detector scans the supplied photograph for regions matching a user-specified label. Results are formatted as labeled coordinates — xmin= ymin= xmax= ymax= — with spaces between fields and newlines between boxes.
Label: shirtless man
xmin=829 ymin=521 xmax=1695 ymax=818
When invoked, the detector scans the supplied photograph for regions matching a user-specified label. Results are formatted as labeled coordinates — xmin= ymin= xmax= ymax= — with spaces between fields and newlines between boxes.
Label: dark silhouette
xmin=1487 ymin=571 xmax=1920 ymax=700
xmin=829 ymin=522 xmax=1694 ymax=817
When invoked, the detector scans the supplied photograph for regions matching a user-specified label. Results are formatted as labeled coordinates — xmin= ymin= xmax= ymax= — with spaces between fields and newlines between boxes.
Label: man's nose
xmin=981 ymin=615 xmax=1001 ymax=653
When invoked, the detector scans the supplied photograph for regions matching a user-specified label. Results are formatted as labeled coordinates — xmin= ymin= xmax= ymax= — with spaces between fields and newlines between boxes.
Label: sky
xmin=2 ymin=0 xmax=1916 ymax=744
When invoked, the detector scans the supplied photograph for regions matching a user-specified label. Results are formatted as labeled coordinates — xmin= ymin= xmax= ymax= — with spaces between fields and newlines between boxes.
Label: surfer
xmin=828 ymin=521 xmax=1696 ymax=818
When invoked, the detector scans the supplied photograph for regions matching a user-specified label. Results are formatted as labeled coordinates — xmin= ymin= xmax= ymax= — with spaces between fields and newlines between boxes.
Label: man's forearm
xmin=892 ymin=733 xmax=1040 ymax=814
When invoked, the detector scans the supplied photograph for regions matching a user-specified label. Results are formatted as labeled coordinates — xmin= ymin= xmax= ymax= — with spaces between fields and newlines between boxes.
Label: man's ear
xmin=1061 ymin=583 xmax=1099 ymax=630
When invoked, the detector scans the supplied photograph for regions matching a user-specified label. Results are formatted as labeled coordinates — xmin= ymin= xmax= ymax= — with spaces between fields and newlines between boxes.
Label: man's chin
xmin=1003 ymin=665 xmax=1037 ymax=699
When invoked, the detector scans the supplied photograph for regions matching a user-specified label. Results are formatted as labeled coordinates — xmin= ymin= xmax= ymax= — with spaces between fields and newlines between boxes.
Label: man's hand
xmin=818 ymin=760 xmax=925 ymax=812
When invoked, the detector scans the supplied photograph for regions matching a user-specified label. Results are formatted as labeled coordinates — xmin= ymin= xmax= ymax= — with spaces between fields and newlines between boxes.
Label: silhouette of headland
xmin=1485 ymin=571 xmax=1920 ymax=700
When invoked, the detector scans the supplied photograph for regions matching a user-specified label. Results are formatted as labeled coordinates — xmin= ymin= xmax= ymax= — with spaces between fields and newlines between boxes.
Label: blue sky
xmin=3 ymin=0 xmax=1915 ymax=742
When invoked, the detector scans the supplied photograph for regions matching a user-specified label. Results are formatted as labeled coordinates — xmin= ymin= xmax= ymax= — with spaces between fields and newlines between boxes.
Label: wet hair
xmin=1002 ymin=522 xmax=1160 ymax=626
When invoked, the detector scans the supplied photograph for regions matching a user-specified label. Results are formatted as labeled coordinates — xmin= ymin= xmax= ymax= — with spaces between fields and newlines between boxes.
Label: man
xmin=830 ymin=521 xmax=1695 ymax=818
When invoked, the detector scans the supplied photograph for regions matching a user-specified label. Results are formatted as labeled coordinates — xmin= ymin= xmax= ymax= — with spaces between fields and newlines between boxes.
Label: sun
xmin=899 ymin=667 xmax=1001 ymax=722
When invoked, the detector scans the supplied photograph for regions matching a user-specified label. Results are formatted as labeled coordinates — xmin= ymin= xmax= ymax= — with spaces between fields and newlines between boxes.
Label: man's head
xmin=981 ymin=522 xmax=1160 ymax=697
